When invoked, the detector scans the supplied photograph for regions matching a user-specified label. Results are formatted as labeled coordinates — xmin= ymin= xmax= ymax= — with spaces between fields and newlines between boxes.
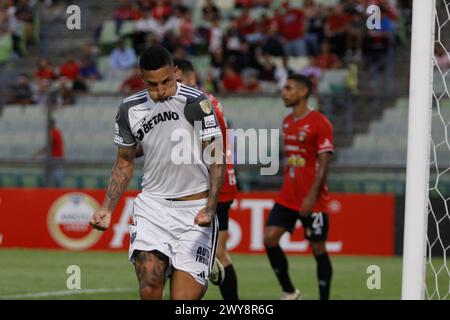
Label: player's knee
xmin=216 ymin=247 xmax=229 ymax=265
xmin=171 ymin=285 xmax=207 ymax=300
xmin=139 ymin=283 xmax=163 ymax=300
xmin=311 ymin=241 xmax=326 ymax=255
xmin=264 ymin=229 xmax=279 ymax=248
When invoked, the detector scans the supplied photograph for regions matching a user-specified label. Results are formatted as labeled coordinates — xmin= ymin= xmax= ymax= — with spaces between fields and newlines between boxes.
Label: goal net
xmin=426 ymin=0 xmax=450 ymax=300
xmin=403 ymin=0 xmax=450 ymax=300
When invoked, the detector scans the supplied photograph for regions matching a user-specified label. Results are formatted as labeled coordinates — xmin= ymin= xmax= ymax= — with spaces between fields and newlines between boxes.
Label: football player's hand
xmin=195 ymin=207 xmax=214 ymax=227
xmin=299 ymin=194 xmax=316 ymax=218
xmin=89 ymin=208 xmax=112 ymax=231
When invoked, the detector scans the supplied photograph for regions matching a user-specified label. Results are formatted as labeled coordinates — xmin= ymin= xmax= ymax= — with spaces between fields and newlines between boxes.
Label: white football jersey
xmin=114 ymin=83 xmax=222 ymax=198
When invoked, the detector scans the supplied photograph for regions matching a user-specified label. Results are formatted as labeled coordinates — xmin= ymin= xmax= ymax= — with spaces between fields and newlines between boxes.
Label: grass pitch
xmin=0 ymin=249 xmax=404 ymax=300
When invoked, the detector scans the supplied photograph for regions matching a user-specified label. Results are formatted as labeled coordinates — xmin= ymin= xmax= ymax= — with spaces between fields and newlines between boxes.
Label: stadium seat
xmin=0 ymin=34 xmax=13 ymax=64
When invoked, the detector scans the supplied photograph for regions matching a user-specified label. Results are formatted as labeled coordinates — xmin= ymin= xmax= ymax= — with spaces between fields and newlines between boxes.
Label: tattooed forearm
xmin=204 ymin=138 xmax=225 ymax=213
xmin=102 ymin=147 xmax=135 ymax=213
xmin=206 ymin=162 xmax=224 ymax=213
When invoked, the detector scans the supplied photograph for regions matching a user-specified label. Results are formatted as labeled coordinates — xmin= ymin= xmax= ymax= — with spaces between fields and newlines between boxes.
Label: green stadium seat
xmin=99 ymin=20 xmax=119 ymax=47
xmin=0 ymin=34 xmax=13 ymax=64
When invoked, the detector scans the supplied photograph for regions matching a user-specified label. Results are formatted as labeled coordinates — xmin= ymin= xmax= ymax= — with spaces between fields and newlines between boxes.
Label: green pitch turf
xmin=0 ymin=249 xmax=407 ymax=300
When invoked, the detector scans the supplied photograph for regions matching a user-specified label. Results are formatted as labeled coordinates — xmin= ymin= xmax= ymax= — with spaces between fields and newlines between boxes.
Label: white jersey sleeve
xmin=114 ymin=100 xmax=138 ymax=148
xmin=183 ymin=94 xmax=222 ymax=141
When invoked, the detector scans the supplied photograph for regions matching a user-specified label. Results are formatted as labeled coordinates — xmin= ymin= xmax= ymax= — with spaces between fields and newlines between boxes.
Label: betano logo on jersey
xmin=47 ymin=193 xmax=102 ymax=250
xmin=136 ymin=111 xmax=180 ymax=141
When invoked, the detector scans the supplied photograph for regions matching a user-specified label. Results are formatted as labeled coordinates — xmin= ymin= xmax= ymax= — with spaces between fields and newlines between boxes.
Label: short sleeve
xmin=114 ymin=102 xmax=137 ymax=148
xmin=317 ymin=115 xmax=334 ymax=154
xmin=184 ymin=94 xmax=222 ymax=141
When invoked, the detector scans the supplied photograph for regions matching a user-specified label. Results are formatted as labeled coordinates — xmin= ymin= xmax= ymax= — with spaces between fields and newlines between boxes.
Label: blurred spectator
xmin=274 ymin=56 xmax=292 ymax=89
xmin=258 ymin=53 xmax=276 ymax=82
xmin=134 ymin=11 xmax=164 ymax=53
xmin=152 ymin=0 xmax=171 ymax=21
xmin=34 ymin=78 xmax=52 ymax=107
xmin=109 ymin=39 xmax=137 ymax=77
xmin=4 ymin=0 xmax=23 ymax=57
xmin=35 ymin=58 xmax=57 ymax=81
xmin=164 ymin=5 xmax=184 ymax=37
xmin=202 ymin=0 xmax=220 ymax=22
xmin=0 ymin=9 xmax=10 ymax=36
xmin=203 ymin=71 xmax=219 ymax=93
xmin=246 ymin=73 xmax=261 ymax=93
xmin=277 ymin=1 xmax=307 ymax=56
xmin=15 ymin=0 xmax=34 ymax=44
xmin=224 ymin=19 xmax=244 ymax=59
xmin=221 ymin=66 xmax=245 ymax=93
xmin=324 ymin=3 xmax=352 ymax=59
xmin=208 ymin=18 xmax=223 ymax=54
xmin=80 ymin=57 xmax=101 ymax=81
xmin=316 ymin=41 xmax=342 ymax=69
xmin=436 ymin=46 xmax=450 ymax=73
xmin=236 ymin=0 xmax=272 ymax=8
xmin=114 ymin=0 xmax=142 ymax=34
xmin=32 ymin=118 xmax=65 ymax=188
xmin=179 ymin=10 xmax=196 ymax=54
xmin=8 ymin=74 xmax=34 ymax=105
xmin=172 ymin=45 xmax=188 ymax=59
xmin=300 ymin=56 xmax=322 ymax=95
xmin=236 ymin=7 xmax=255 ymax=37
xmin=81 ymin=42 xmax=100 ymax=66
xmin=304 ymin=0 xmax=324 ymax=56
xmin=119 ymin=65 xmax=145 ymax=94
xmin=49 ymin=77 xmax=75 ymax=107
xmin=137 ymin=0 xmax=153 ymax=11
xmin=363 ymin=5 xmax=395 ymax=90
xmin=235 ymin=41 xmax=259 ymax=74
xmin=346 ymin=3 xmax=364 ymax=59
xmin=59 ymin=53 xmax=80 ymax=81
xmin=262 ymin=20 xmax=285 ymax=56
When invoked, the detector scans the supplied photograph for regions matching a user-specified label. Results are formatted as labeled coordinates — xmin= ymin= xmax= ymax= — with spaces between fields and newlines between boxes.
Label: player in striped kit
xmin=89 ymin=45 xmax=225 ymax=300
xmin=165 ymin=58 xmax=239 ymax=300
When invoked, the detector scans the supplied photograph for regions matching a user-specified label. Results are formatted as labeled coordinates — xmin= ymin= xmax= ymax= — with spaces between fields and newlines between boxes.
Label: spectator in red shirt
xmin=32 ymin=118 xmax=65 ymax=187
xmin=59 ymin=54 xmax=80 ymax=81
xmin=114 ymin=0 xmax=141 ymax=34
xmin=324 ymin=3 xmax=352 ymax=59
xmin=152 ymin=0 xmax=171 ymax=21
xmin=179 ymin=11 xmax=196 ymax=54
xmin=236 ymin=7 xmax=255 ymax=36
xmin=277 ymin=1 xmax=307 ymax=56
xmin=246 ymin=73 xmax=261 ymax=93
xmin=316 ymin=41 xmax=342 ymax=69
xmin=35 ymin=58 xmax=56 ymax=81
xmin=221 ymin=66 xmax=245 ymax=93
xmin=119 ymin=65 xmax=145 ymax=94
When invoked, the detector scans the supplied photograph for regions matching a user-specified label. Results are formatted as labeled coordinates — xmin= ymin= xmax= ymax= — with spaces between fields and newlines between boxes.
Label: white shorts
xmin=128 ymin=193 xmax=218 ymax=286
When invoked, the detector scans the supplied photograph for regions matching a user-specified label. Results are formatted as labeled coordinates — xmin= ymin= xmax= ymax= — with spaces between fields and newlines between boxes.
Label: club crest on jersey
xmin=199 ymin=99 xmax=212 ymax=114
xmin=298 ymin=131 xmax=307 ymax=142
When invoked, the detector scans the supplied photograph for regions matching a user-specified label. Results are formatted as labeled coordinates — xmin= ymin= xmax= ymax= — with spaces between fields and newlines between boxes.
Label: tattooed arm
xmin=194 ymin=137 xmax=225 ymax=227
xmin=90 ymin=147 xmax=136 ymax=231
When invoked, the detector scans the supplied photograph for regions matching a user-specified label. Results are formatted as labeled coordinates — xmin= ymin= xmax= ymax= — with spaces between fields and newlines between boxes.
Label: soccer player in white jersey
xmin=89 ymin=45 xmax=225 ymax=300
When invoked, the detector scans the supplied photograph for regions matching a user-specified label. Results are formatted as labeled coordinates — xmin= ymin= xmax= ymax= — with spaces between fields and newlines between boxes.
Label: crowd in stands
xmin=3 ymin=0 xmax=406 ymax=107
xmin=104 ymin=0 xmax=401 ymax=95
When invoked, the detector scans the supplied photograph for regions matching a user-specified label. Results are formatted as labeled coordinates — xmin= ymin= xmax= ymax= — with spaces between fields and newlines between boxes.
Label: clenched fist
xmin=89 ymin=208 xmax=112 ymax=231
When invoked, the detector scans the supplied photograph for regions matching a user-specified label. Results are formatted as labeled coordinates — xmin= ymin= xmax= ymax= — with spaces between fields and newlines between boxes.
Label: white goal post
xmin=402 ymin=0 xmax=436 ymax=300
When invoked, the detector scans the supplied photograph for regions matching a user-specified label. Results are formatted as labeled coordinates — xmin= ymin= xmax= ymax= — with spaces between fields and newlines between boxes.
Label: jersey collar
xmin=292 ymin=107 xmax=314 ymax=122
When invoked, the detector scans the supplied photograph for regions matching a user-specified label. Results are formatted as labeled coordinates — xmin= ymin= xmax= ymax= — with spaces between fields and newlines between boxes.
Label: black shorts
xmin=266 ymin=202 xmax=329 ymax=241
xmin=217 ymin=201 xmax=233 ymax=231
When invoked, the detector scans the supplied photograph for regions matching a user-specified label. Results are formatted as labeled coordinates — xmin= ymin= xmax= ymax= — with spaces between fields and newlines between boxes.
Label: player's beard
xmin=284 ymin=98 xmax=299 ymax=108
